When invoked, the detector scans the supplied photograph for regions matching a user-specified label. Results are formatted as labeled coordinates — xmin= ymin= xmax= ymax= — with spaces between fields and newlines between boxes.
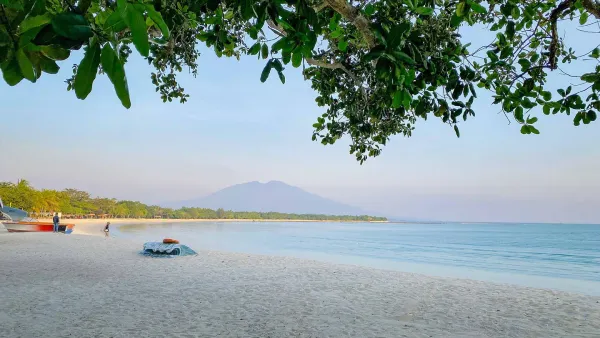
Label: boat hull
xmin=2 ymin=222 xmax=75 ymax=234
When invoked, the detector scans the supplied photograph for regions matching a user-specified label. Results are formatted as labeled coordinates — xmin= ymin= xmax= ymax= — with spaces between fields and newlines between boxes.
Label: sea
xmin=113 ymin=221 xmax=600 ymax=295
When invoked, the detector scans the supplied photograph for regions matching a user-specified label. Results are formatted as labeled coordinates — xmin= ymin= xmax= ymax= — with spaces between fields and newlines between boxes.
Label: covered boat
xmin=1 ymin=197 xmax=75 ymax=234
xmin=142 ymin=241 xmax=197 ymax=257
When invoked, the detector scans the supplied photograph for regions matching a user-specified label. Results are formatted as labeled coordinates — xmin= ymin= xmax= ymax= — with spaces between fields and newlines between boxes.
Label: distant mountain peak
xmin=266 ymin=180 xmax=287 ymax=184
xmin=170 ymin=181 xmax=370 ymax=216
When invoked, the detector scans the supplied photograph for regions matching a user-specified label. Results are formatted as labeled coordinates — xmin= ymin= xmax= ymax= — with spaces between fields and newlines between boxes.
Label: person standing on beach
xmin=104 ymin=222 xmax=110 ymax=237
xmin=52 ymin=213 xmax=60 ymax=233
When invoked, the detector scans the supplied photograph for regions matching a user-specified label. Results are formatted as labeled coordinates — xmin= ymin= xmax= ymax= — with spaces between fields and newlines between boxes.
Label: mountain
xmin=170 ymin=181 xmax=371 ymax=216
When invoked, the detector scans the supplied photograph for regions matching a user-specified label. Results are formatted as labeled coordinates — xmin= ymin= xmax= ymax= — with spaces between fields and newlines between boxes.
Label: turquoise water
xmin=114 ymin=221 xmax=600 ymax=295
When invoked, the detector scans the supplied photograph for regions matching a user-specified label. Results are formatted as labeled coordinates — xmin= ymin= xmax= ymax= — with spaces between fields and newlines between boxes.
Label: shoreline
xmin=39 ymin=218 xmax=390 ymax=224
xmin=0 ymin=233 xmax=598 ymax=337
xmin=36 ymin=218 xmax=390 ymax=236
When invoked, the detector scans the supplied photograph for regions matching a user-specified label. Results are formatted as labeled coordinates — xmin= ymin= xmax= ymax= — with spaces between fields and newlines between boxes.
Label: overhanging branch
xmin=582 ymin=0 xmax=600 ymax=18
xmin=318 ymin=0 xmax=376 ymax=49
xmin=549 ymin=0 xmax=575 ymax=70
xmin=267 ymin=19 xmax=366 ymax=94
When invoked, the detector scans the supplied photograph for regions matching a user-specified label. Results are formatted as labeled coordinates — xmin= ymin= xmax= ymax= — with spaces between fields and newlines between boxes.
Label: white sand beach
xmin=1 ymin=229 xmax=599 ymax=338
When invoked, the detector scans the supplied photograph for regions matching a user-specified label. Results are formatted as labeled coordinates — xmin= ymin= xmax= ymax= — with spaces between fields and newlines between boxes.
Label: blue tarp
xmin=141 ymin=242 xmax=197 ymax=257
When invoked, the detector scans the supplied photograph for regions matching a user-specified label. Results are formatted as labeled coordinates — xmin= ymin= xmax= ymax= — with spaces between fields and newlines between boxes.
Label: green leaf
xmin=271 ymin=59 xmax=283 ymax=73
xmin=486 ymin=50 xmax=498 ymax=62
xmin=542 ymin=91 xmax=552 ymax=101
xmin=39 ymin=56 xmax=60 ymax=74
xmin=104 ymin=10 xmax=127 ymax=32
xmin=240 ymin=0 xmax=254 ymax=20
xmin=19 ymin=14 xmax=51 ymax=34
xmin=573 ymin=112 xmax=584 ymax=127
xmin=456 ymin=2 xmax=467 ymax=17
xmin=145 ymin=4 xmax=170 ymax=39
xmin=74 ymin=41 xmax=101 ymax=100
xmin=247 ymin=26 xmax=258 ymax=40
xmin=526 ymin=116 xmax=538 ymax=124
xmin=292 ymin=52 xmax=302 ymax=68
xmin=51 ymin=13 xmax=93 ymax=41
xmin=402 ymin=90 xmax=411 ymax=109
xmin=523 ymin=78 xmax=535 ymax=92
xmin=18 ymin=23 xmax=45 ymax=48
xmin=261 ymin=44 xmax=268 ymax=59
xmin=506 ymin=21 xmax=515 ymax=40
xmin=330 ymin=29 xmax=343 ymax=39
xmin=574 ymin=112 xmax=583 ymax=126
xmin=450 ymin=14 xmax=462 ymax=27
xmin=518 ymin=58 xmax=531 ymax=71
xmin=415 ymin=100 xmax=425 ymax=116
xmin=338 ymin=40 xmax=348 ymax=52
xmin=581 ymin=73 xmax=600 ymax=83
xmin=467 ymin=1 xmax=486 ymax=14
xmin=587 ymin=110 xmax=597 ymax=122
xmin=101 ymin=44 xmax=131 ymax=108
xmin=529 ymin=125 xmax=540 ymax=134
xmin=277 ymin=70 xmax=285 ymax=84
xmin=0 ymin=46 xmax=8 ymax=63
xmin=392 ymin=91 xmax=402 ymax=109
xmin=1 ymin=57 xmax=24 ymax=86
xmin=271 ymin=38 xmax=287 ymax=52
xmin=454 ymin=125 xmax=460 ymax=137
xmin=363 ymin=46 xmax=385 ymax=62
xmin=579 ymin=12 xmax=589 ymax=25
xmin=40 ymin=45 xmax=70 ymax=60
xmin=514 ymin=106 xmax=524 ymax=123
xmin=16 ymin=49 xmax=35 ymax=82
xmin=248 ymin=43 xmax=261 ymax=55
xmin=0 ymin=27 xmax=10 ymax=46
xmin=522 ymin=98 xmax=535 ymax=109
xmin=500 ymin=46 xmax=513 ymax=59
xmin=0 ymin=0 xmax=24 ymax=10
xmin=260 ymin=60 xmax=273 ymax=82
xmin=387 ymin=23 xmax=410 ymax=49
xmin=511 ymin=7 xmax=520 ymax=19
xmin=364 ymin=4 xmax=375 ymax=16
xmin=123 ymin=2 xmax=150 ymax=57
xmin=543 ymin=104 xmax=551 ymax=115
xmin=282 ymin=51 xmax=291 ymax=64
xmin=520 ymin=125 xmax=530 ymax=134
xmin=415 ymin=7 xmax=433 ymax=16
xmin=393 ymin=51 xmax=415 ymax=65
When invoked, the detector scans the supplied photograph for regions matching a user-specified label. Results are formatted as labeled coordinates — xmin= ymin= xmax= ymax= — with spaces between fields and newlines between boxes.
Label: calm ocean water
xmin=114 ymin=222 xmax=600 ymax=295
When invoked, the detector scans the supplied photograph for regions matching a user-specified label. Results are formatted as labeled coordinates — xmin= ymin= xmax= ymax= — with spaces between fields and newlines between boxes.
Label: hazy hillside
xmin=172 ymin=181 xmax=370 ymax=216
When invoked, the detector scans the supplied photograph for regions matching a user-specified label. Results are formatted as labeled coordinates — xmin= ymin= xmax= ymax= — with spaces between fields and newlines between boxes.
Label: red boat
xmin=2 ymin=221 xmax=75 ymax=233
xmin=1 ymin=198 xmax=75 ymax=234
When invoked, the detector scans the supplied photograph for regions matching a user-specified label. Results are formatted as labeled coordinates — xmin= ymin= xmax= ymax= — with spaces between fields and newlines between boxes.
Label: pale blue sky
xmin=1 ymin=23 xmax=599 ymax=223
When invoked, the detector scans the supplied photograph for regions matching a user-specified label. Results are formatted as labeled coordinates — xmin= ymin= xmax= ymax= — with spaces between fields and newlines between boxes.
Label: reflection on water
xmin=114 ymin=221 xmax=600 ymax=295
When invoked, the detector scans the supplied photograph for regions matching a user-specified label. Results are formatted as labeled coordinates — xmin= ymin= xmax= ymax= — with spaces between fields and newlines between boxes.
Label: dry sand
xmin=1 ymin=231 xmax=599 ymax=337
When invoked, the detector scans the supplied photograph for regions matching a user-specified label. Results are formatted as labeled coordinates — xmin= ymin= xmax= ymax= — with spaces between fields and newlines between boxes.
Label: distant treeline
xmin=0 ymin=180 xmax=387 ymax=222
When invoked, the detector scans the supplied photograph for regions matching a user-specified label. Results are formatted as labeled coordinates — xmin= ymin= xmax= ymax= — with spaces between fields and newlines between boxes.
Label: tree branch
xmin=267 ymin=19 xmax=366 ymax=94
xmin=582 ymin=0 xmax=600 ymax=19
xmin=549 ymin=0 xmax=575 ymax=70
xmin=312 ymin=1 xmax=329 ymax=12
xmin=322 ymin=0 xmax=376 ymax=49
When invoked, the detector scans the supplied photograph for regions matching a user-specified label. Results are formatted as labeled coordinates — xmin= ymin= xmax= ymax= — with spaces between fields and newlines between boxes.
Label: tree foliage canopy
xmin=0 ymin=179 xmax=387 ymax=221
xmin=1 ymin=0 xmax=599 ymax=162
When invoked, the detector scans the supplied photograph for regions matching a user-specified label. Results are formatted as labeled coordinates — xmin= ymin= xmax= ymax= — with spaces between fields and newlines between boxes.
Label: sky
xmin=1 ymin=21 xmax=599 ymax=223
